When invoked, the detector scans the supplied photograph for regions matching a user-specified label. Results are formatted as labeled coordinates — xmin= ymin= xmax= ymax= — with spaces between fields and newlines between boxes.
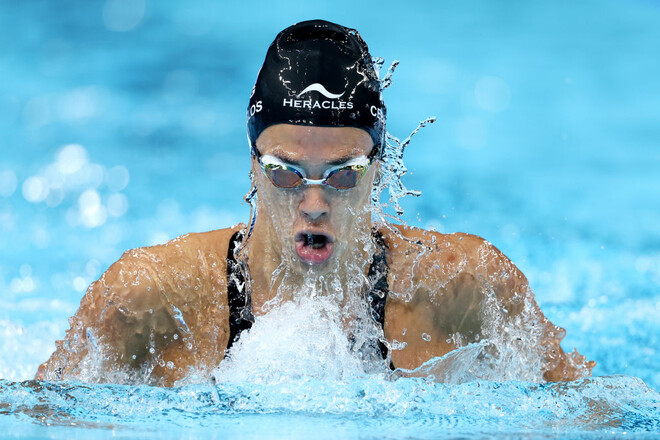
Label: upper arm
xmin=37 ymin=250 xmax=179 ymax=381
xmin=37 ymin=229 xmax=237 ymax=385
xmin=387 ymin=227 xmax=593 ymax=381
xmin=459 ymin=234 xmax=595 ymax=381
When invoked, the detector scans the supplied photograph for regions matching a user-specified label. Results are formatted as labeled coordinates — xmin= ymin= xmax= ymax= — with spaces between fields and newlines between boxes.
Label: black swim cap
xmin=247 ymin=19 xmax=386 ymax=156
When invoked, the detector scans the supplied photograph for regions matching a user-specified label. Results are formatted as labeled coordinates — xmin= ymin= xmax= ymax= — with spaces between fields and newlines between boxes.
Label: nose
xmin=299 ymin=186 xmax=329 ymax=221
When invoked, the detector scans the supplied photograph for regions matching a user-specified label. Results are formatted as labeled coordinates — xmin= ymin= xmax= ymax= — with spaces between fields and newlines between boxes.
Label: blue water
xmin=1 ymin=0 xmax=659 ymax=438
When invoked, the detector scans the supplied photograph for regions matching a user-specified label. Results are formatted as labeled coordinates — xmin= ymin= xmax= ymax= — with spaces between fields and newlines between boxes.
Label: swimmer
xmin=36 ymin=19 xmax=594 ymax=386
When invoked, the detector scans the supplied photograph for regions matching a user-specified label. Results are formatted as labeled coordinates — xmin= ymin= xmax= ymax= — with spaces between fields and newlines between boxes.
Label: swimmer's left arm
xmin=450 ymin=233 xmax=595 ymax=381
xmin=388 ymin=226 xmax=594 ymax=382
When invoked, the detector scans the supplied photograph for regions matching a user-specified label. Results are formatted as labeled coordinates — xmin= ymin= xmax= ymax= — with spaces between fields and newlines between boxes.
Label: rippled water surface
xmin=1 ymin=0 xmax=659 ymax=438
xmin=1 ymin=376 xmax=659 ymax=439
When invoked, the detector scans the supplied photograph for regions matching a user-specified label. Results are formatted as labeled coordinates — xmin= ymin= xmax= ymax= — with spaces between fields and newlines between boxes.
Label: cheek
xmin=345 ymin=171 xmax=375 ymax=208
xmin=258 ymin=177 xmax=298 ymax=212
xmin=329 ymin=166 xmax=375 ymax=213
xmin=256 ymin=173 xmax=302 ymax=240
xmin=327 ymin=185 xmax=373 ymax=223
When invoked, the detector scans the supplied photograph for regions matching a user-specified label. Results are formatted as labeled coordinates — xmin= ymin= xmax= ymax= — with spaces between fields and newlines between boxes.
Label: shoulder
xmin=378 ymin=223 xmax=500 ymax=270
xmin=119 ymin=224 xmax=245 ymax=266
xmin=377 ymin=223 xmax=525 ymax=298
xmin=98 ymin=224 xmax=246 ymax=310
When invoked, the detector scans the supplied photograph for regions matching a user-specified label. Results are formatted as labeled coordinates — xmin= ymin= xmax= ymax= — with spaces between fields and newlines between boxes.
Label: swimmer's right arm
xmin=37 ymin=230 xmax=235 ymax=386
xmin=36 ymin=249 xmax=182 ymax=383
xmin=36 ymin=229 xmax=236 ymax=385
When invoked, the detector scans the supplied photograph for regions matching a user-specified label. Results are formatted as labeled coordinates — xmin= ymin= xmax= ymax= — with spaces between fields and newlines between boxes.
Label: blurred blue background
xmin=0 ymin=0 xmax=658 ymax=389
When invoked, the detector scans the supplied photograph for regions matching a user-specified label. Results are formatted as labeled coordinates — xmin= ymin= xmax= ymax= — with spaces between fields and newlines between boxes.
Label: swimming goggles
xmin=256 ymin=154 xmax=372 ymax=190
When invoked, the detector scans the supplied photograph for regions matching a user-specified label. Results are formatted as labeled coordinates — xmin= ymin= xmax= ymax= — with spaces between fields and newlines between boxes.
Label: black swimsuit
xmin=225 ymin=229 xmax=393 ymax=368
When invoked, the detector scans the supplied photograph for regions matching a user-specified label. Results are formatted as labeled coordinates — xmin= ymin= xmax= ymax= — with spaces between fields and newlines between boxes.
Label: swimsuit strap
xmin=366 ymin=230 xmax=393 ymax=368
xmin=226 ymin=229 xmax=253 ymax=352
xmin=225 ymin=229 xmax=393 ymax=369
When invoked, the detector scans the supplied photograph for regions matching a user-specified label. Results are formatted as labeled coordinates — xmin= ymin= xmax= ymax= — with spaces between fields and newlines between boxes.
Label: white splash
xmin=213 ymin=296 xmax=388 ymax=385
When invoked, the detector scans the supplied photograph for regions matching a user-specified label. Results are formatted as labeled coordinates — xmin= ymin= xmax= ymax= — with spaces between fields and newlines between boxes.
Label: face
xmin=252 ymin=124 xmax=376 ymax=273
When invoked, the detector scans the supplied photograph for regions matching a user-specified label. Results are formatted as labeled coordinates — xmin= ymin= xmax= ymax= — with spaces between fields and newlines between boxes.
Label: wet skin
xmin=36 ymin=125 xmax=594 ymax=386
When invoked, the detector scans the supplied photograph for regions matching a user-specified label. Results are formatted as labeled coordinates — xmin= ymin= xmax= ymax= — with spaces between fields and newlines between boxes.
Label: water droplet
xmin=22 ymin=176 xmax=49 ymax=203
xmin=78 ymin=189 xmax=107 ymax=228
xmin=149 ymin=347 xmax=155 ymax=354
xmin=56 ymin=144 xmax=88 ymax=174
xmin=132 ymin=354 xmax=136 ymax=360
xmin=422 ymin=333 xmax=431 ymax=342
xmin=166 ymin=361 xmax=175 ymax=370
xmin=173 ymin=334 xmax=179 ymax=340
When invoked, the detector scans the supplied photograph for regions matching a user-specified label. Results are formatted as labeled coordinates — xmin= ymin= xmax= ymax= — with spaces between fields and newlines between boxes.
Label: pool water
xmin=1 ymin=0 xmax=659 ymax=438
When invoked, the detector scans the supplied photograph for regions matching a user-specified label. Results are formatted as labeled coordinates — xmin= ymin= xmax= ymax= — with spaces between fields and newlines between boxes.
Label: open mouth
xmin=294 ymin=231 xmax=335 ymax=265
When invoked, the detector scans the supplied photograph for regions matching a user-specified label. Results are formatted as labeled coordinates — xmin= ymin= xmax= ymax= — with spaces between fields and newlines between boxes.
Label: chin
xmin=292 ymin=243 xmax=345 ymax=275
xmin=294 ymin=251 xmax=336 ymax=273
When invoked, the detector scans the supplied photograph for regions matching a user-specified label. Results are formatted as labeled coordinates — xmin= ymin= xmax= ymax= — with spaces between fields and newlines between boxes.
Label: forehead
xmin=255 ymin=124 xmax=373 ymax=163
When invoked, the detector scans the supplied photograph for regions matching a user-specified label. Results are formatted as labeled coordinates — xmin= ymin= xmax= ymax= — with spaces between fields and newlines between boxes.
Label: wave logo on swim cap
xmin=283 ymin=83 xmax=353 ymax=111
xmin=296 ymin=83 xmax=345 ymax=99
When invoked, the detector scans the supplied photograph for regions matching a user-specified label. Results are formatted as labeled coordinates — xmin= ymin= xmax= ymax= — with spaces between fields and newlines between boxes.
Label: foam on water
xmin=0 ymin=375 xmax=658 ymax=438
xmin=213 ymin=296 xmax=387 ymax=385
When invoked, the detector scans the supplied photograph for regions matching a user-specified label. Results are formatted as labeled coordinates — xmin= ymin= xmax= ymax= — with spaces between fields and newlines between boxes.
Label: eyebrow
xmin=271 ymin=153 xmax=359 ymax=167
